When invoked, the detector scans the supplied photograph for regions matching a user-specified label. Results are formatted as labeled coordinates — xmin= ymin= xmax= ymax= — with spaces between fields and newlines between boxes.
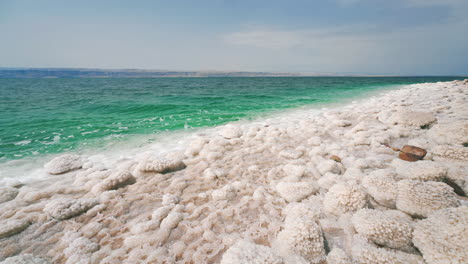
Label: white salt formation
xmin=44 ymin=154 xmax=82 ymax=174
xmin=392 ymin=159 xmax=447 ymax=181
xmin=0 ymin=187 xmax=18 ymax=204
xmin=323 ymin=183 xmax=367 ymax=215
xmin=351 ymin=236 xmax=425 ymax=264
xmin=274 ymin=217 xmax=325 ymax=263
xmin=0 ymin=219 xmax=31 ymax=239
xmin=275 ymin=181 xmax=318 ymax=202
xmin=0 ymin=80 xmax=467 ymax=263
xmin=220 ymin=240 xmax=283 ymax=264
xmin=396 ymin=179 xmax=459 ymax=218
xmin=136 ymin=152 xmax=185 ymax=173
xmin=0 ymin=254 xmax=50 ymax=264
xmin=90 ymin=170 xmax=135 ymax=194
xmin=351 ymin=209 xmax=414 ymax=251
xmin=326 ymin=248 xmax=351 ymax=264
xmin=413 ymin=206 xmax=468 ymax=264
xmin=43 ymin=198 xmax=98 ymax=220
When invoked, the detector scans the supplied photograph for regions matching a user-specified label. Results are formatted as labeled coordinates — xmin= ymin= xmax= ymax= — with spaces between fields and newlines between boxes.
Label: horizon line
xmin=0 ymin=67 xmax=466 ymax=78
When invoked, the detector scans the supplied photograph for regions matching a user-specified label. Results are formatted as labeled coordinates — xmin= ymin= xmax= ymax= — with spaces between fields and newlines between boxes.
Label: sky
xmin=1 ymin=0 xmax=467 ymax=75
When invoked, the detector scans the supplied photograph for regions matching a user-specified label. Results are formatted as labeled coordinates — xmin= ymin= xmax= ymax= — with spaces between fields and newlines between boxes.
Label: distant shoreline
xmin=1 ymin=68 xmax=466 ymax=78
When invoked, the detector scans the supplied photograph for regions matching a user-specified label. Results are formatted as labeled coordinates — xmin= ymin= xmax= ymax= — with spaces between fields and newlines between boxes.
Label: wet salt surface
xmin=0 ymin=80 xmax=467 ymax=264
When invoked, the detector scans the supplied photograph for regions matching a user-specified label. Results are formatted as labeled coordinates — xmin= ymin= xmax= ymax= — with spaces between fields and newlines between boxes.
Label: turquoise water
xmin=0 ymin=77 xmax=464 ymax=162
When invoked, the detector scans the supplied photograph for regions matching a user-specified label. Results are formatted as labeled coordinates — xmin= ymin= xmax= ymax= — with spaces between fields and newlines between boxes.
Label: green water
xmin=0 ymin=77 xmax=463 ymax=161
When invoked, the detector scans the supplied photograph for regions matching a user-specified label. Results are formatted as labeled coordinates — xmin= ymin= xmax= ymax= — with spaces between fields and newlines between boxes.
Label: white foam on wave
xmin=14 ymin=140 xmax=31 ymax=146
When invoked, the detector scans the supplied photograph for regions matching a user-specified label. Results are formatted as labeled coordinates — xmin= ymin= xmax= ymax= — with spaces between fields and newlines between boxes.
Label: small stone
xmin=330 ymin=155 xmax=341 ymax=163
xmin=399 ymin=145 xmax=426 ymax=162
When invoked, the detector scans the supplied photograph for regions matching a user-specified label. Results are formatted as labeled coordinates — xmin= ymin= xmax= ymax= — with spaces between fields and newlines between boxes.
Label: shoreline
xmin=0 ymin=80 xmax=467 ymax=263
xmin=0 ymin=82 xmax=402 ymax=186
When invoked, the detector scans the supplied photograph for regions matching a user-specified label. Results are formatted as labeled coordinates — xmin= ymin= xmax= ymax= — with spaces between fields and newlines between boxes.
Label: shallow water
xmin=0 ymin=76 xmax=464 ymax=163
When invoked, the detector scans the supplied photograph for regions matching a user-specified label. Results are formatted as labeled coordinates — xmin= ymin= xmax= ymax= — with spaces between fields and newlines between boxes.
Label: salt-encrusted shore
xmin=0 ymin=80 xmax=467 ymax=264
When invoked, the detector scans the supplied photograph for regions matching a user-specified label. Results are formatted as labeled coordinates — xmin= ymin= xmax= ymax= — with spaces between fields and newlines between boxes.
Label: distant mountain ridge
xmin=0 ymin=68 xmax=366 ymax=78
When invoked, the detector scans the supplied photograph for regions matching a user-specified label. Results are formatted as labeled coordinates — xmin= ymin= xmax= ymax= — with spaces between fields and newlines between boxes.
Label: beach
xmin=0 ymin=79 xmax=467 ymax=263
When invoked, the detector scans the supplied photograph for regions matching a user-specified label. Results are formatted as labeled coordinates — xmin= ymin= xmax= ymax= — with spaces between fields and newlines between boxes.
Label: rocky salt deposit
xmin=0 ymin=80 xmax=467 ymax=264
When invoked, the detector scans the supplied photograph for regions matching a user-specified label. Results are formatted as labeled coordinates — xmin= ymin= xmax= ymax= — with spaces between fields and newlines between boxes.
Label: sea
xmin=0 ymin=76 xmax=464 ymax=182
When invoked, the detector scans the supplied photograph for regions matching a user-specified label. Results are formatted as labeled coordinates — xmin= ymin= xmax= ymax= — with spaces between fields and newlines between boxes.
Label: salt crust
xmin=431 ymin=144 xmax=468 ymax=161
xmin=43 ymin=198 xmax=98 ymax=220
xmin=275 ymin=181 xmax=318 ymax=202
xmin=427 ymin=122 xmax=468 ymax=145
xmin=351 ymin=209 xmax=414 ymax=251
xmin=136 ymin=152 xmax=185 ymax=173
xmin=391 ymin=159 xmax=447 ymax=182
xmin=0 ymin=187 xmax=18 ymax=204
xmin=91 ymin=170 xmax=135 ymax=194
xmin=396 ymin=179 xmax=460 ymax=218
xmin=326 ymin=248 xmax=352 ymax=264
xmin=323 ymin=183 xmax=367 ymax=216
xmin=0 ymin=219 xmax=31 ymax=239
xmin=220 ymin=240 xmax=284 ymax=264
xmin=380 ymin=109 xmax=437 ymax=127
xmin=362 ymin=168 xmax=400 ymax=208
xmin=44 ymin=154 xmax=82 ymax=174
xmin=1 ymin=80 xmax=467 ymax=263
xmin=219 ymin=124 xmax=243 ymax=139
xmin=351 ymin=235 xmax=425 ymax=264
xmin=413 ymin=206 xmax=468 ymax=264
xmin=0 ymin=254 xmax=50 ymax=264
xmin=274 ymin=217 xmax=325 ymax=263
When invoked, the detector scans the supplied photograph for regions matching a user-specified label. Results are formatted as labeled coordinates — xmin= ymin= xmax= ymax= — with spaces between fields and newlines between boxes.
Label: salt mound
xmin=283 ymin=201 xmax=321 ymax=225
xmin=351 ymin=236 xmax=424 ymax=264
xmin=431 ymin=144 xmax=468 ymax=161
xmin=396 ymin=179 xmax=459 ymax=218
xmin=0 ymin=187 xmax=19 ymax=204
xmin=413 ymin=206 xmax=468 ymax=264
xmin=362 ymin=169 xmax=399 ymax=208
xmin=0 ymin=219 xmax=31 ymax=239
xmin=43 ymin=198 xmax=98 ymax=220
xmin=351 ymin=209 xmax=413 ymax=251
xmin=326 ymin=248 xmax=351 ymax=264
xmin=212 ymin=184 xmax=237 ymax=201
xmin=44 ymin=154 xmax=82 ymax=174
xmin=219 ymin=124 xmax=243 ymax=139
xmin=274 ymin=217 xmax=325 ymax=263
xmin=276 ymin=181 xmax=318 ymax=202
xmin=136 ymin=153 xmax=185 ymax=173
xmin=391 ymin=159 xmax=447 ymax=182
xmin=279 ymin=149 xmax=303 ymax=159
xmin=91 ymin=170 xmax=135 ymax=194
xmin=0 ymin=254 xmax=50 ymax=264
xmin=428 ymin=122 xmax=468 ymax=145
xmin=381 ymin=109 xmax=436 ymax=127
xmin=62 ymin=232 xmax=99 ymax=264
xmin=323 ymin=183 xmax=367 ymax=215
xmin=221 ymin=240 xmax=284 ymax=264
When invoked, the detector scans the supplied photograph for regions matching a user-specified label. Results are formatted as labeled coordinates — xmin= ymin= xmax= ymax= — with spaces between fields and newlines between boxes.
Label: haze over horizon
xmin=1 ymin=0 xmax=467 ymax=76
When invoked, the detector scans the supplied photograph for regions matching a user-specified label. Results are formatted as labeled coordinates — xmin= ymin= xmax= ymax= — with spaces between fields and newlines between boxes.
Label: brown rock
xmin=399 ymin=145 xmax=427 ymax=162
xmin=330 ymin=155 xmax=342 ymax=163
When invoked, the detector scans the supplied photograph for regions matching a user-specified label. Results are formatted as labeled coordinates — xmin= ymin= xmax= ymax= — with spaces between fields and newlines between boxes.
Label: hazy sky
xmin=1 ymin=0 xmax=467 ymax=75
